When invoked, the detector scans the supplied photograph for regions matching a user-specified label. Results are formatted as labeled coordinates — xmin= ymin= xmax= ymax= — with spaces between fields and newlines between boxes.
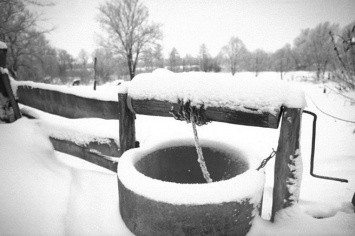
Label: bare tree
xmin=293 ymin=28 xmax=312 ymax=70
xmin=199 ymin=44 xmax=211 ymax=72
xmin=78 ymin=49 xmax=89 ymax=68
xmin=0 ymin=0 xmax=54 ymax=79
xmin=330 ymin=21 xmax=355 ymax=89
xmin=92 ymin=48 xmax=128 ymax=83
xmin=169 ymin=48 xmax=180 ymax=72
xmin=98 ymin=0 xmax=162 ymax=80
xmin=141 ymin=47 xmax=154 ymax=72
xmin=57 ymin=49 xmax=74 ymax=83
xmin=309 ymin=22 xmax=339 ymax=79
xmin=293 ymin=22 xmax=339 ymax=80
xmin=221 ymin=37 xmax=246 ymax=75
xmin=250 ymin=49 xmax=270 ymax=77
xmin=153 ymin=44 xmax=164 ymax=69
xmin=183 ymin=54 xmax=199 ymax=72
xmin=272 ymin=44 xmax=293 ymax=80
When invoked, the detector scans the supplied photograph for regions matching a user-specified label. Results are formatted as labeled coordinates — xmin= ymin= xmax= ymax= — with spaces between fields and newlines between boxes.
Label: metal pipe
xmin=303 ymin=110 xmax=348 ymax=183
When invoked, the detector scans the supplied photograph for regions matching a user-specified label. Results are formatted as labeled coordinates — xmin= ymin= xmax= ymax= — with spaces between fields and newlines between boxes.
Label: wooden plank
xmin=118 ymin=93 xmax=136 ymax=154
xmin=50 ymin=137 xmax=119 ymax=172
xmin=271 ymin=107 xmax=302 ymax=221
xmin=21 ymin=111 xmax=120 ymax=172
xmin=17 ymin=86 xmax=119 ymax=119
xmin=129 ymin=98 xmax=281 ymax=128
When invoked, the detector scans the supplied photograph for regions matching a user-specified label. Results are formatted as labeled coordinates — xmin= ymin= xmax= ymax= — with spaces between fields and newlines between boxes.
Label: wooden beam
xmin=21 ymin=111 xmax=120 ymax=172
xmin=50 ymin=137 xmax=119 ymax=172
xmin=118 ymin=93 xmax=136 ymax=154
xmin=129 ymin=98 xmax=281 ymax=129
xmin=17 ymin=86 xmax=118 ymax=119
xmin=271 ymin=107 xmax=302 ymax=221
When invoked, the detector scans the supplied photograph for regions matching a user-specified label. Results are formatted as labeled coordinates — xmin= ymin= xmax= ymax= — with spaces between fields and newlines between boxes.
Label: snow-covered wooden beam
xmin=20 ymin=108 xmax=121 ymax=171
xmin=16 ymin=86 xmax=119 ymax=119
xmin=271 ymin=107 xmax=302 ymax=221
xmin=128 ymin=98 xmax=281 ymax=128
xmin=50 ymin=137 xmax=119 ymax=172
xmin=125 ymin=69 xmax=305 ymax=129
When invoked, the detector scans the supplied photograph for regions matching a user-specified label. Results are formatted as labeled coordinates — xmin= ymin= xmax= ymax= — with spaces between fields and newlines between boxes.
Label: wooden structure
xmin=4 ymin=43 xmax=302 ymax=221
xmin=272 ymin=108 xmax=302 ymax=220
xmin=17 ymin=86 xmax=118 ymax=119
xmin=14 ymin=83 xmax=302 ymax=221
xmin=119 ymin=94 xmax=302 ymax=221
xmin=15 ymin=85 xmax=121 ymax=172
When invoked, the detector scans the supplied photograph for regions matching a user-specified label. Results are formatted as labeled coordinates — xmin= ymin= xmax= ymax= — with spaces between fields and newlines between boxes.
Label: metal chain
xmin=256 ymin=149 xmax=276 ymax=171
xmin=170 ymin=100 xmax=276 ymax=176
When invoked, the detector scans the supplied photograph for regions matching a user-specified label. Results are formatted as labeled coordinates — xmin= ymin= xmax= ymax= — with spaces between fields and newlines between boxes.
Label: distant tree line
xmin=1 ymin=0 xmax=354 ymax=89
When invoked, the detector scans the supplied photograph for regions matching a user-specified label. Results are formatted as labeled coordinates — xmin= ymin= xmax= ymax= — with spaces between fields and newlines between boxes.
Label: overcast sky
xmin=37 ymin=0 xmax=355 ymax=58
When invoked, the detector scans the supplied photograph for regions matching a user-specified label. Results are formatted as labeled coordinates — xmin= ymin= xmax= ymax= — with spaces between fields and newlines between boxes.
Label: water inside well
xmin=134 ymin=145 xmax=249 ymax=184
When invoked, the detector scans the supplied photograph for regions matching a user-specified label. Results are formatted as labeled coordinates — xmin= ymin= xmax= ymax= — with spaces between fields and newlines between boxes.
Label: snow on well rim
xmin=128 ymin=69 xmax=307 ymax=115
xmin=117 ymin=138 xmax=265 ymax=205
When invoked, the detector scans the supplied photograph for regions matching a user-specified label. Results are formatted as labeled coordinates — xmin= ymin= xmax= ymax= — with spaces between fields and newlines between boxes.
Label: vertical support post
xmin=271 ymin=107 xmax=302 ymax=221
xmin=93 ymin=57 xmax=97 ymax=91
xmin=0 ymin=43 xmax=21 ymax=121
xmin=0 ymin=44 xmax=6 ymax=67
xmin=118 ymin=93 xmax=136 ymax=155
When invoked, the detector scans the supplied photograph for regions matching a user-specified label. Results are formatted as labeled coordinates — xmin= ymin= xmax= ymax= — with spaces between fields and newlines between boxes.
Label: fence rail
xmin=17 ymin=86 xmax=119 ymax=119
xmin=16 ymin=86 xmax=121 ymax=171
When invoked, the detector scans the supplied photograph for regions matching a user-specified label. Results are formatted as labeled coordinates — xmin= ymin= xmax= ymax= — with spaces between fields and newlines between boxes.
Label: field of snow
xmin=1 ymin=71 xmax=354 ymax=235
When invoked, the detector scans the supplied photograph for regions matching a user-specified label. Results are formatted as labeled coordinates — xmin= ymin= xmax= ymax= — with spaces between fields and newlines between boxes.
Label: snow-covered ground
xmin=1 ymin=71 xmax=354 ymax=235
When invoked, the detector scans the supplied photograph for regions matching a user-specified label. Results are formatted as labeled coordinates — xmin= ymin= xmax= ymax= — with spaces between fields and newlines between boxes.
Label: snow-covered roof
xmin=128 ymin=69 xmax=307 ymax=115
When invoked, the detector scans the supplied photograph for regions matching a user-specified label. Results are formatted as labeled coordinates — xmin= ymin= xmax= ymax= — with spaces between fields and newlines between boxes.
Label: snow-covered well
xmin=118 ymin=138 xmax=264 ymax=205
xmin=117 ymin=138 xmax=265 ymax=235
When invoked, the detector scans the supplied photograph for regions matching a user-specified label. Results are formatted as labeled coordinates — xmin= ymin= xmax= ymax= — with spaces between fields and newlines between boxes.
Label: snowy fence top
xmin=128 ymin=69 xmax=306 ymax=116
xmin=15 ymin=81 xmax=120 ymax=120
xmin=13 ymin=80 xmax=119 ymax=102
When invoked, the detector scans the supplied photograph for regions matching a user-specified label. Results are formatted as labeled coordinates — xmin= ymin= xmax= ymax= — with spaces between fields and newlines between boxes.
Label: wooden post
xmin=0 ymin=43 xmax=21 ymax=121
xmin=118 ymin=93 xmax=136 ymax=155
xmin=93 ymin=57 xmax=97 ymax=91
xmin=0 ymin=44 xmax=6 ymax=67
xmin=271 ymin=107 xmax=302 ymax=221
